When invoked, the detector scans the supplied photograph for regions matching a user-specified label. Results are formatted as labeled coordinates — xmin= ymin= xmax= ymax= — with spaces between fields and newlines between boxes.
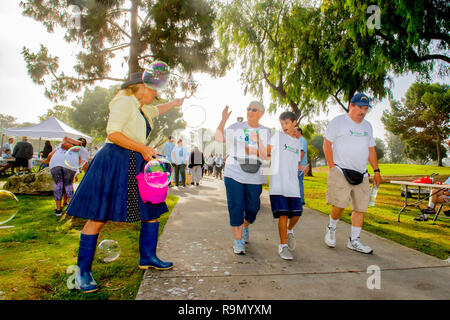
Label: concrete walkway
xmin=136 ymin=176 xmax=450 ymax=300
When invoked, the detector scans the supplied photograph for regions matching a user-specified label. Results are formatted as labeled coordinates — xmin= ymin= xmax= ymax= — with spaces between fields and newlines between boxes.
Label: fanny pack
xmin=234 ymin=156 xmax=262 ymax=174
xmin=335 ymin=164 xmax=368 ymax=185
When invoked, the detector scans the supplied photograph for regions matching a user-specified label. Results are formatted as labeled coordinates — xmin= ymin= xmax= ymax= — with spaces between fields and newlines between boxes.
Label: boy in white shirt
xmin=256 ymin=111 xmax=303 ymax=260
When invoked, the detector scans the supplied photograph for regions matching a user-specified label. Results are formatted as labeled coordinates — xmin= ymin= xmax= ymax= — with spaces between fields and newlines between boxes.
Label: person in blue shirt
xmin=161 ymin=136 xmax=175 ymax=186
xmin=172 ymin=139 xmax=188 ymax=187
xmin=294 ymin=127 xmax=308 ymax=205
xmin=162 ymin=136 xmax=175 ymax=164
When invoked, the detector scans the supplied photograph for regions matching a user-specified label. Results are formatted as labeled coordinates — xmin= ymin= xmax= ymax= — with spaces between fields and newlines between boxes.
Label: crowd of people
xmin=1 ymin=67 xmax=447 ymax=295
xmin=160 ymin=135 xmax=226 ymax=187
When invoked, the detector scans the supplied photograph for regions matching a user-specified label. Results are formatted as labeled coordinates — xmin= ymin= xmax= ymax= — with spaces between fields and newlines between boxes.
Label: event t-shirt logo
xmin=349 ymin=130 xmax=369 ymax=137
xmin=283 ymin=144 xmax=299 ymax=154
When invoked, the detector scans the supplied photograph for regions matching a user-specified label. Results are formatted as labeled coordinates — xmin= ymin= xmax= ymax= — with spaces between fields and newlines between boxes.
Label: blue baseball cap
xmin=350 ymin=93 xmax=372 ymax=107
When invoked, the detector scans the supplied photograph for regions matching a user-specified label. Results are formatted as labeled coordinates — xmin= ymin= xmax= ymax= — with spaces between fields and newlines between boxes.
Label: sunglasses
xmin=247 ymin=107 xmax=260 ymax=112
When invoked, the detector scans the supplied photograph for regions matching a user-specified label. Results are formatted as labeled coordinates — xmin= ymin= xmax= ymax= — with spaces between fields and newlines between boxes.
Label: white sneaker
xmin=347 ymin=237 xmax=373 ymax=254
xmin=287 ymin=231 xmax=296 ymax=250
xmin=233 ymin=239 xmax=245 ymax=255
xmin=324 ymin=225 xmax=336 ymax=248
xmin=279 ymin=245 xmax=293 ymax=260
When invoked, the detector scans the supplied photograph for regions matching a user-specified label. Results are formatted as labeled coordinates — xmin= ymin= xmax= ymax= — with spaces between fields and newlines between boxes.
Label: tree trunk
xmin=436 ymin=137 xmax=443 ymax=167
xmin=307 ymin=155 xmax=313 ymax=177
xmin=128 ymin=0 xmax=140 ymax=76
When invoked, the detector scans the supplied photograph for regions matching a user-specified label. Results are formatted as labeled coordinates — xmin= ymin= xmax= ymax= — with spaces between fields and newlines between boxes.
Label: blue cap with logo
xmin=350 ymin=93 xmax=372 ymax=107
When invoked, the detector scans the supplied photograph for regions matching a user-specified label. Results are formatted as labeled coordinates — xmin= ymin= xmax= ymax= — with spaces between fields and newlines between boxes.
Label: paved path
xmin=136 ymin=177 xmax=450 ymax=300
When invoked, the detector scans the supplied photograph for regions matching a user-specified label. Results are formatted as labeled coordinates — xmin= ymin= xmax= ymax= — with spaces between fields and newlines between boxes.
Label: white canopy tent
xmin=2 ymin=117 xmax=92 ymax=143
xmin=1 ymin=117 xmax=92 ymax=157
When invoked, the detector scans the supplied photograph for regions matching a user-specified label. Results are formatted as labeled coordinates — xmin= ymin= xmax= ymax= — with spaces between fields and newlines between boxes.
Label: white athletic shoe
xmin=324 ymin=225 xmax=336 ymax=248
xmin=233 ymin=239 xmax=245 ymax=255
xmin=347 ymin=237 xmax=373 ymax=254
xmin=279 ymin=246 xmax=293 ymax=260
xmin=287 ymin=231 xmax=296 ymax=251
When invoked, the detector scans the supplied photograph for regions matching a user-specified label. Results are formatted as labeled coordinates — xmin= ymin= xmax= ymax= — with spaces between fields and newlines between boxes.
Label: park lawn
xmin=314 ymin=163 xmax=450 ymax=178
xmin=301 ymin=170 xmax=450 ymax=260
xmin=0 ymin=193 xmax=179 ymax=300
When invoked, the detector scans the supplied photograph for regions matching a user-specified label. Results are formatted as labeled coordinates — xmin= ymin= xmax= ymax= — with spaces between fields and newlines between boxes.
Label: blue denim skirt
xmin=66 ymin=143 xmax=168 ymax=222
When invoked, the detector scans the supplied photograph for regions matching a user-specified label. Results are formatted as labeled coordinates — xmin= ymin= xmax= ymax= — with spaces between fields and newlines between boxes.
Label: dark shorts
xmin=224 ymin=177 xmax=262 ymax=226
xmin=14 ymin=158 xmax=28 ymax=168
xmin=270 ymin=195 xmax=303 ymax=219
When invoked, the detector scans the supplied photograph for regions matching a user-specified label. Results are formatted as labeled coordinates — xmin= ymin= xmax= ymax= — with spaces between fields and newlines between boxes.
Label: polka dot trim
xmin=126 ymin=151 xmax=141 ymax=222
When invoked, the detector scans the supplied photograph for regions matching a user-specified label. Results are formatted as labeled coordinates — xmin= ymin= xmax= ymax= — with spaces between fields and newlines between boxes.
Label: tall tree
xmin=20 ymin=0 xmax=226 ymax=101
xmin=374 ymin=137 xmax=386 ymax=161
xmin=385 ymin=132 xmax=406 ymax=163
xmin=334 ymin=0 xmax=449 ymax=77
xmin=382 ymin=82 xmax=449 ymax=166
xmin=217 ymin=0 xmax=391 ymax=120
xmin=39 ymin=105 xmax=74 ymax=124
xmin=70 ymin=85 xmax=116 ymax=140
xmin=0 ymin=114 xmax=19 ymax=130
xmin=309 ymin=134 xmax=325 ymax=161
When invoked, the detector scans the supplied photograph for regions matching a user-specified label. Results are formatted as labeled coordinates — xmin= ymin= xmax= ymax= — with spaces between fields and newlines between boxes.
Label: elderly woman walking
xmin=66 ymin=70 xmax=184 ymax=293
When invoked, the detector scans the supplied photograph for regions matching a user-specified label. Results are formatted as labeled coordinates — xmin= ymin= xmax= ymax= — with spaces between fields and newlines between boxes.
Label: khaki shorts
xmin=326 ymin=166 xmax=371 ymax=213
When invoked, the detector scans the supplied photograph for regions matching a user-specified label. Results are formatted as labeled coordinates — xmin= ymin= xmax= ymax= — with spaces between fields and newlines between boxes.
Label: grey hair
xmin=248 ymin=101 xmax=265 ymax=113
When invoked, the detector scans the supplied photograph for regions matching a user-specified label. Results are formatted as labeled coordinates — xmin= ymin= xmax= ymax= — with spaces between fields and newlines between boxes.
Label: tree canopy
xmin=20 ymin=0 xmax=227 ymax=101
xmin=216 ymin=0 xmax=448 ymax=120
xmin=382 ymin=82 xmax=449 ymax=166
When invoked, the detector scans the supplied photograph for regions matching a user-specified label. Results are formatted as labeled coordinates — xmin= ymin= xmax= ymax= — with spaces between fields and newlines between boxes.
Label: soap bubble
xmin=144 ymin=157 xmax=173 ymax=188
xmin=0 ymin=190 xmax=19 ymax=226
xmin=142 ymin=61 xmax=170 ymax=90
xmin=97 ymin=239 xmax=121 ymax=263
xmin=64 ymin=146 xmax=89 ymax=170
xmin=182 ymin=104 xmax=206 ymax=129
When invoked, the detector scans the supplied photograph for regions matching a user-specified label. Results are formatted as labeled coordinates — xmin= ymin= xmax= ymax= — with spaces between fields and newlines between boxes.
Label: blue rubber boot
xmin=139 ymin=222 xmax=173 ymax=270
xmin=75 ymin=233 xmax=99 ymax=293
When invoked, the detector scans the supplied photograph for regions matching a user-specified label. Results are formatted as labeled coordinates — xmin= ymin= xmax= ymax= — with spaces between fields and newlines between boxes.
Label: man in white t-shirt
xmin=215 ymin=101 xmax=271 ymax=255
xmin=323 ymin=93 xmax=381 ymax=254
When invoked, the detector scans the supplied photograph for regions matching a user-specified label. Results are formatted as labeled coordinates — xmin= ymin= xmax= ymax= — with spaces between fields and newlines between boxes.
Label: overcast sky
xmin=0 ymin=1 xmax=448 ymax=141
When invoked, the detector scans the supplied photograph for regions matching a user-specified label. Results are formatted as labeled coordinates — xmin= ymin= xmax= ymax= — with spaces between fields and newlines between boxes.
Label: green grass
xmin=314 ymin=163 xmax=450 ymax=178
xmin=290 ymin=165 xmax=450 ymax=260
xmin=0 ymin=193 xmax=179 ymax=300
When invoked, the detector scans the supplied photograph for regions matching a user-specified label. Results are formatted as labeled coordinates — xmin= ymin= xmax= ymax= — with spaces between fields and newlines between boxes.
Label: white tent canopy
xmin=2 ymin=117 xmax=92 ymax=142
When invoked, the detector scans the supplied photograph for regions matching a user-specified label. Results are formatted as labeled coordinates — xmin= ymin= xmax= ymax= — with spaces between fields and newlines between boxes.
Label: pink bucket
xmin=136 ymin=172 xmax=169 ymax=204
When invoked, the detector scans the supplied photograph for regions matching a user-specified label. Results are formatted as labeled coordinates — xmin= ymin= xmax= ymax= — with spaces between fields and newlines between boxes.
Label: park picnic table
xmin=390 ymin=180 xmax=450 ymax=222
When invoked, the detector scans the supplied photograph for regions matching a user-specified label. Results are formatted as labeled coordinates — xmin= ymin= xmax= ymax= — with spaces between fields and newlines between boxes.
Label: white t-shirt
xmin=49 ymin=144 xmax=88 ymax=172
xmin=269 ymin=132 xmax=302 ymax=197
xmin=324 ymin=114 xmax=376 ymax=174
xmin=224 ymin=121 xmax=271 ymax=185
xmin=215 ymin=156 xmax=224 ymax=166
xmin=49 ymin=145 xmax=74 ymax=171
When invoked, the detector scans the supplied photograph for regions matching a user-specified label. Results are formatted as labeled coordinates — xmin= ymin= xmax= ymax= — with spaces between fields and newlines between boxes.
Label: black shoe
xmin=444 ymin=210 xmax=450 ymax=217
xmin=54 ymin=209 xmax=63 ymax=217
xmin=196 ymin=183 xmax=200 ymax=186
xmin=421 ymin=207 xmax=436 ymax=215
xmin=414 ymin=215 xmax=428 ymax=222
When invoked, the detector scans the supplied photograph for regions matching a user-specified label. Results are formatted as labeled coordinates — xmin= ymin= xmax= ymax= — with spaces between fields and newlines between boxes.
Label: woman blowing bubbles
xmin=66 ymin=68 xmax=184 ymax=293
